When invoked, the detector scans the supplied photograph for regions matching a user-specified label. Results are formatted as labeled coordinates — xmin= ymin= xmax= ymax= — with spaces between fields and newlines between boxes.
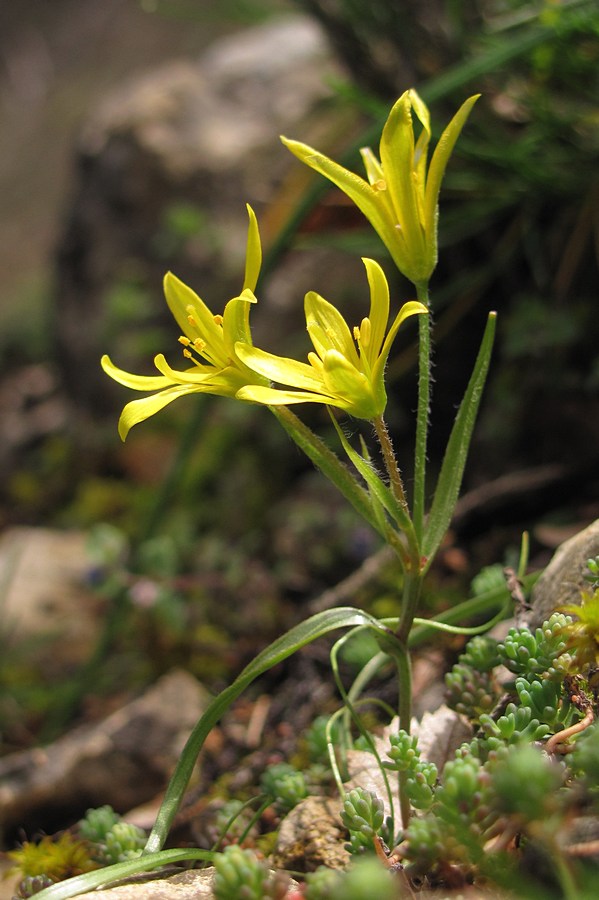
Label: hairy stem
xmin=373 ymin=414 xmax=409 ymax=514
xmin=413 ymin=282 xmax=431 ymax=542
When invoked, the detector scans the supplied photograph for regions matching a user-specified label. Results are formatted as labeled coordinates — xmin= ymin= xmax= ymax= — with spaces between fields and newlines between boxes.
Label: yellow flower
xmin=101 ymin=205 xmax=267 ymax=440
xmin=282 ymin=90 xmax=479 ymax=287
xmin=236 ymin=258 xmax=427 ymax=419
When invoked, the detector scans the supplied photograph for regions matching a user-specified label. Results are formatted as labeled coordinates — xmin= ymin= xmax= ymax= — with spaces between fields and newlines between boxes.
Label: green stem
xmin=373 ymin=414 xmax=409 ymax=514
xmin=397 ymin=570 xmax=424 ymax=645
xmin=413 ymin=281 xmax=431 ymax=543
xmin=395 ymin=643 xmax=413 ymax=828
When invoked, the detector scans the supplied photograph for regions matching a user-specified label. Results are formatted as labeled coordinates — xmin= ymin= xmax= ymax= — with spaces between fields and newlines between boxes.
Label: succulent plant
xmin=340 ymin=787 xmax=385 ymax=854
xmin=260 ymin=762 xmax=308 ymax=813
xmin=213 ymin=844 xmax=269 ymax=900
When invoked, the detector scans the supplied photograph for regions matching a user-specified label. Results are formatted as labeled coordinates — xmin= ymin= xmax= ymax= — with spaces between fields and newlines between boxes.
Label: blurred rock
xmin=272 ymin=795 xmax=350 ymax=872
xmin=52 ymin=14 xmax=348 ymax=415
xmin=0 ymin=670 xmax=208 ymax=842
xmin=70 ymin=869 xmax=216 ymax=900
xmin=0 ymin=365 xmax=67 ymax=475
xmin=0 ymin=526 xmax=98 ymax=668
xmin=526 ymin=518 xmax=599 ymax=629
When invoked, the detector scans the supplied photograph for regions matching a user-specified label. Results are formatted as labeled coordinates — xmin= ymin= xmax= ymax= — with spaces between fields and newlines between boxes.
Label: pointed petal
xmin=322 ymin=349 xmax=379 ymax=419
xmin=409 ymin=89 xmax=431 ymax=211
xmin=101 ymin=354 xmax=172 ymax=390
xmin=359 ymin=147 xmax=385 ymax=186
xmin=281 ymin=136 xmax=398 ymax=249
xmin=154 ymin=353 xmax=216 ymax=383
xmin=304 ymin=291 xmax=359 ymax=366
xmin=243 ymin=204 xmax=262 ymax=293
xmin=117 ymin=384 xmax=201 ymax=440
xmin=236 ymin=384 xmax=340 ymax=407
xmin=163 ymin=272 xmax=228 ymax=367
xmin=379 ymin=92 xmax=426 ymax=257
xmin=377 ymin=300 xmax=428 ymax=377
xmin=424 ymin=94 xmax=479 ymax=237
xmin=362 ymin=258 xmax=389 ymax=364
xmin=236 ymin=343 xmax=325 ymax=392
xmin=222 ymin=289 xmax=256 ymax=358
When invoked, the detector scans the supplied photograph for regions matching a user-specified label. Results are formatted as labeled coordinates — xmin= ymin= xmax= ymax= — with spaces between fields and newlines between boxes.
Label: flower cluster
xmin=102 ymin=206 xmax=426 ymax=438
xmin=102 ymin=89 xmax=479 ymax=438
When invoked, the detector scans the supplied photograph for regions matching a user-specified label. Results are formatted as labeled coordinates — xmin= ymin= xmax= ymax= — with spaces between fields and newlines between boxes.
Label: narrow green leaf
xmin=34 ymin=849 xmax=214 ymax=900
xmin=329 ymin=414 xmax=413 ymax=537
xmin=422 ymin=312 xmax=496 ymax=567
xmin=145 ymin=605 xmax=390 ymax=853
xmin=271 ymin=406 xmax=381 ymax=535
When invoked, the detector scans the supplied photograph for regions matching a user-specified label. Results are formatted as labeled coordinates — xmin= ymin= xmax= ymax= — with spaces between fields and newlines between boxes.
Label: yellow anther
xmin=183 ymin=349 xmax=192 ymax=359
xmin=213 ymin=314 xmax=223 ymax=326
xmin=193 ymin=338 xmax=206 ymax=351
xmin=373 ymin=178 xmax=387 ymax=192
xmin=187 ymin=315 xmax=197 ymax=327
xmin=360 ymin=317 xmax=371 ymax=348
xmin=308 ymin=351 xmax=323 ymax=371
xmin=353 ymin=325 xmax=360 ymax=342
xmin=178 ymin=336 xmax=191 ymax=346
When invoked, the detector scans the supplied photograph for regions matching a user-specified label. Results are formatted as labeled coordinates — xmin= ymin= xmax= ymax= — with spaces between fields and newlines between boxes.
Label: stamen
xmin=308 ymin=351 xmax=324 ymax=371
xmin=187 ymin=315 xmax=197 ymax=327
xmin=213 ymin=314 xmax=223 ymax=325
xmin=360 ymin=317 xmax=371 ymax=348
xmin=180 ymin=334 xmax=207 ymax=366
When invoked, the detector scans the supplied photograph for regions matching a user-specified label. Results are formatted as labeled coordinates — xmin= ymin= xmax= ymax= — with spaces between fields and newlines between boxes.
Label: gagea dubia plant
xmin=35 ymin=89 xmax=507 ymax=899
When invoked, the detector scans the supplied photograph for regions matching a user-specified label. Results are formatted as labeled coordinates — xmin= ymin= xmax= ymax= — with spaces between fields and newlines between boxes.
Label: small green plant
xmin=260 ymin=762 xmax=308 ymax=813
xmin=340 ymin=787 xmax=386 ymax=854
xmin=34 ymin=80 xmax=506 ymax=900
xmin=8 ymin=834 xmax=98 ymax=899
xmin=33 ymin=64 xmax=590 ymax=899
xmin=213 ymin=845 xmax=269 ymax=900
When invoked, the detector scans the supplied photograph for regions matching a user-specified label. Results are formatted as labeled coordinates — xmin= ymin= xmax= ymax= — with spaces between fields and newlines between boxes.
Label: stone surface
xmin=272 ymin=795 xmax=350 ymax=872
xmin=73 ymin=869 xmax=216 ymax=900
xmin=0 ymin=670 xmax=208 ymax=839
xmin=0 ymin=527 xmax=99 ymax=667
xmin=526 ymin=518 xmax=599 ymax=628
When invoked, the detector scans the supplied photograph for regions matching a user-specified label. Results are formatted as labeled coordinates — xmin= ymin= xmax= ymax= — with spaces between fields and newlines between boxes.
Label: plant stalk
xmin=413 ymin=281 xmax=431 ymax=543
xmin=373 ymin=414 xmax=409 ymax=514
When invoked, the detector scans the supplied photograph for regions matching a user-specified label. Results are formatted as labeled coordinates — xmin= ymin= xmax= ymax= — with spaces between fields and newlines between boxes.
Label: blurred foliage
xmin=285 ymin=0 xmax=599 ymax=477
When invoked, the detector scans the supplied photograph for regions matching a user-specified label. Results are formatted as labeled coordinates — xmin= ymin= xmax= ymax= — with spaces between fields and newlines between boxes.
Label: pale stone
xmin=272 ymin=795 xmax=350 ymax=872
xmin=527 ymin=519 xmax=599 ymax=628
xmin=0 ymin=670 xmax=208 ymax=836
xmin=0 ymin=527 xmax=98 ymax=665
xmin=74 ymin=869 xmax=215 ymax=900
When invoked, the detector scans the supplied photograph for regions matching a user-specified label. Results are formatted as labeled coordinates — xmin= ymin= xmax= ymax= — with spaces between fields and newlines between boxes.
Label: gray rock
xmin=272 ymin=795 xmax=350 ymax=872
xmin=73 ymin=869 xmax=216 ymax=900
xmin=526 ymin=519 xmax=599 ymax=629
xmin=0 ymin=527 xmax=98 ymax=668
xmin=0 ymin=670 xmax=208 ymax=838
